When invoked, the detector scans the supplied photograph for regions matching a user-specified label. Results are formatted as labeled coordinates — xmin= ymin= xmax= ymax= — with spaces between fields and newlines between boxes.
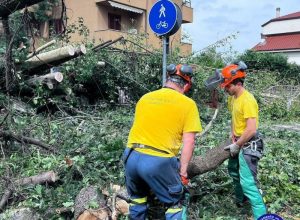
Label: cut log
xmin=27 ymin=72 xmax=63 ymax=83
xmin=24 ymin=45 xmax=75 ymax=69
xmin=27 ymin=40 xmax=56 ymax=59
xmin=24 ymin=45 xmax=86 ymax=74
xmin=187 ymin=139 xmax=231 ymax=179
xmin=0 ymin=171 xmax=58 ymax=211
xmin=74 ymin=186 xmax=109 ymax=220
xmin=26 ymin=72 xmax=63 ymax=89
xmin=0 ymin=0 xmax=44 ymax=18
xmin=15 ymin=171 xmax=58 ymax=186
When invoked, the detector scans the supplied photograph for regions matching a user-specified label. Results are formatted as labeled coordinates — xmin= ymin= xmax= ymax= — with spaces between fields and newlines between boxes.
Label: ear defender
xmin=167 ymin=64 xmax=177 ymax=75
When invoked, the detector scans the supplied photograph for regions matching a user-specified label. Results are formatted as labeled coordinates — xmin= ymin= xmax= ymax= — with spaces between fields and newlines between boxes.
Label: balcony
xmin=95 ymin=0 xmax=146 ymax=10
xmin=171 ymin=0 xmax=193 ymax=23
xmin=182 ymin=2 xmax=193 ymax=23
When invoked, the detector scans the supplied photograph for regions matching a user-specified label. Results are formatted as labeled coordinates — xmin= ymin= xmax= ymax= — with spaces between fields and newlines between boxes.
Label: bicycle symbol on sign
xmin=156 ymin=21 xmax=168 ymax=29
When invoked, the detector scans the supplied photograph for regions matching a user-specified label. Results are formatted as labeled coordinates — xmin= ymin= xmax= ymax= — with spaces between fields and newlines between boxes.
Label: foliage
xmin=239 ymin=50 xmax=300 ymax=84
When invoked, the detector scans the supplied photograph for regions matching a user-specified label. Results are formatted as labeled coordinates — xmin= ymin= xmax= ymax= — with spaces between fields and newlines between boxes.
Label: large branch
xmin=93 ymin=36 xmax=124 ymax=52
xmin=0 ymin=0 xmax=44 ymax=18
xmin=187 ymin=139 xmax=231 ymax=179
xmin=0 ymin=171 xmax=58 ymax=211
xmin=0 ymin=130 xmax=55 ymax=152
xmin=27 ymin=39 xmax=56 ymax=59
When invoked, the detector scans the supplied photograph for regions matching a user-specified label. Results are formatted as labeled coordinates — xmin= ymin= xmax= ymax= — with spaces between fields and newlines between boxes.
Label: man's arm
xmin=180 ymin=132 xmax=196 ymax=178
xmin=235 ymin=117 xmax=257 ymax=147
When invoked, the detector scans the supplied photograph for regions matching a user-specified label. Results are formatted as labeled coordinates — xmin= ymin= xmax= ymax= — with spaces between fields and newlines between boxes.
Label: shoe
xmin=236 ymin=197 xmax=249 ymax=208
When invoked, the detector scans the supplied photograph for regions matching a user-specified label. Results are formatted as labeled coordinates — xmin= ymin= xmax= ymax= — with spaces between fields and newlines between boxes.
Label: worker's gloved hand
xmin=181 ymin=175 xmax=189 ymax=186
xmin=224 ymin=143 xmax=240 ymax=157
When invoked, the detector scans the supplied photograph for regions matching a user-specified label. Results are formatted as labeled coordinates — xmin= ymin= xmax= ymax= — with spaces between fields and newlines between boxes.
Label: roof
xmin=262 ymin=11 xmax=300 ymax=26
xmin=252 ymin=33 xmax=300 ymax=51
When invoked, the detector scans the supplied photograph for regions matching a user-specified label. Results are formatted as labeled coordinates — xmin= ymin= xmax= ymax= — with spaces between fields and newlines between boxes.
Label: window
xmin=49 ymin=19 xmax=64 ymax=35
xmin=108 ymin=13 xmax=121 ymax=30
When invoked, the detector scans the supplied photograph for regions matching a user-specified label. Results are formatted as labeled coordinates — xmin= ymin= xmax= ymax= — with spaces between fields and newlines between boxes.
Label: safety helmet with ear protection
xmin=204 ymin=61 xmax=247 ymax=90
xmin=167 ymin=64 xmax=193 ymax=93
xmin=220 ymin=61 xmax=247 ymax=88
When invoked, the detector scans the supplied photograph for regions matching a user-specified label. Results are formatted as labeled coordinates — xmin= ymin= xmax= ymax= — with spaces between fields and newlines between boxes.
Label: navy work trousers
xmin=123 ymin=148 xmax=184 ymax=220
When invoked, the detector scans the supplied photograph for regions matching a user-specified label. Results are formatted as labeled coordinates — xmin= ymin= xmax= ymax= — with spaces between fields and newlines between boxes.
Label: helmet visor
xmin=205 ymin=69 xmax=224 ymax=90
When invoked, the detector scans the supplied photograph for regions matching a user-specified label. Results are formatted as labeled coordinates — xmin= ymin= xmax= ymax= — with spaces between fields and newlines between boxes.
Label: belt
xmin=242 ymin=136 xmax=264 ymax=159
xmin=132 ymin=144 xmax=170 ymax=155
xmin=243 ymin=138 xmax=262 ymax=152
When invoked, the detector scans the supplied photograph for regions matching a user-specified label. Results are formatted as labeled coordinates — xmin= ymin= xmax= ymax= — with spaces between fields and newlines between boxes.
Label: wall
xmin=285 ymin=51 xmax=300 ymax=65
xmin=262 ymin=18 xmax=300 ymax=35
xmin=64 ymin=0 xmax=192 ymax=54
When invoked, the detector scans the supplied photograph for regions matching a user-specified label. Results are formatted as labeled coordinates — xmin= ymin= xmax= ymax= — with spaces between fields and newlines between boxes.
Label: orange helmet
xmin=220 ymin=61 xmax=247 ymax=88
xmin=167 ymin=64 xmax=193 ymax=93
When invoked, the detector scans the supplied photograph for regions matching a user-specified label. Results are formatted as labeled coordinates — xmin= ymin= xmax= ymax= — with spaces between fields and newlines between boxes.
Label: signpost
xmin=148 ymin=0 xmax=182 ymax=86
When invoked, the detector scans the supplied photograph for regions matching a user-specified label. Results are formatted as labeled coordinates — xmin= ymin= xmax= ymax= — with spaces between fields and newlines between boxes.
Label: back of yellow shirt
xmin=228 ymin=90 xmax=259 ymax=136
xmin=127 ymin=88 xmax=202 ymax=157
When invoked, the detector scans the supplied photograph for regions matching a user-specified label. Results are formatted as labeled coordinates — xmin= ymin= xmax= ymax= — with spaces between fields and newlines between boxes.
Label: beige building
xmin=64 ymin=0 xmax=193 ymax=55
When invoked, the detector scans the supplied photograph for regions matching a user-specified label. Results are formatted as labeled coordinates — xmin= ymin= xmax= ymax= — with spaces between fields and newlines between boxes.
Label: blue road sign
xmin=148 ymin=0 xmax=179 ymax=36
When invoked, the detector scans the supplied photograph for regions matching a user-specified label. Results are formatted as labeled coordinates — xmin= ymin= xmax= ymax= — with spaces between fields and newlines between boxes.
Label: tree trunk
xmin=24 ymin=45 xmax=75 ymax=70
xmin=0 ymin=0 xmax=44 ymax=18
xmin=187 ymin=139 xmax=231 ymax=179
xmin=24 ymin=45 xmax=86 ymax=74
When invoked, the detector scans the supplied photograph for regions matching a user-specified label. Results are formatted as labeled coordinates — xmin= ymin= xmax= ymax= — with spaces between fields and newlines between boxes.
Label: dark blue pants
xmin=123 ymin=148 xmax=184 ymax=220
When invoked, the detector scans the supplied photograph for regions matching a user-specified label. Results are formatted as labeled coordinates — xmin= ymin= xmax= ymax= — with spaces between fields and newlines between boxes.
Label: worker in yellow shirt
xmin=122 ymin=64 xmax=202 ymax=220
xmin=220 ymin=61 xmax=267 ymax=220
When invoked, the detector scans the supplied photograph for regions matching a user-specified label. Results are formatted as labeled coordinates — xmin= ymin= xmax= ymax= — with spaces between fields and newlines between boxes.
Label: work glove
xmin=180 ymin=175 xmax=189 ymax=186
xmin=224 ymin=143 xmax=240 ymax=157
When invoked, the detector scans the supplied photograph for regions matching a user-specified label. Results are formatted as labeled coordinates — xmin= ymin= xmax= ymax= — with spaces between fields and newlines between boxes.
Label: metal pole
xmin=162 ymin=36 xmax=167 ymax=86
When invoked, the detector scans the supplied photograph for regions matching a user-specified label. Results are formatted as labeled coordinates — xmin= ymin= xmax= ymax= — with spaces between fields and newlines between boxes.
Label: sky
xmin=183 ymin=0 xmax=300 ymax=54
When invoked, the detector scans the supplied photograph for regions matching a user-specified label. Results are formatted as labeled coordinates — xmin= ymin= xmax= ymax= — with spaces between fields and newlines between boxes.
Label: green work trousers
xmin=228 ymin=150 xmax=267 ymax=220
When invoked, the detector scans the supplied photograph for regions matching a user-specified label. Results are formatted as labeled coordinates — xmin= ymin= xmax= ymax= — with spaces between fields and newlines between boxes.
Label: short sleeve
xmin=183 ymin=102 xmax=202 ymax=133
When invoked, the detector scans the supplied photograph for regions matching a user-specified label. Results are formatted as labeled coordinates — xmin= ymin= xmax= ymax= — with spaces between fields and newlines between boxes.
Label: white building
xmin=252 ymin=8 xmax=300 ymax=65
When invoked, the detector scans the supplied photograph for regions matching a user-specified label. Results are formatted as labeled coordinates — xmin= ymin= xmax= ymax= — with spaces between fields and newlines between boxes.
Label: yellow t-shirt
xmin=228 ymin=90 xmax=259 ymax=136
xmin=127 ymin=88 xmax=202 ymax=157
